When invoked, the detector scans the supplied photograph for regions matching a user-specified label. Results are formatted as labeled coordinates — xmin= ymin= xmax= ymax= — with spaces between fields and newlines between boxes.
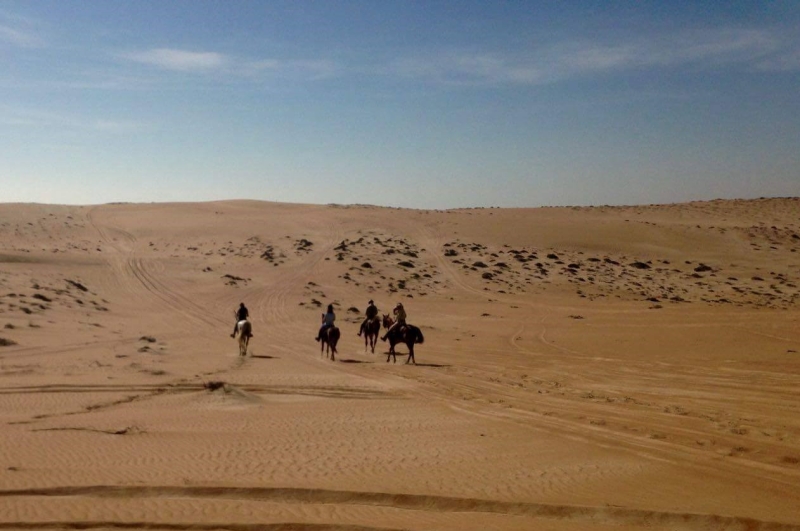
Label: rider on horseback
xmin=357 ymin=299 xmax=378 ymax=336
xmin=315 ymin=304 xmax=336 ymax=342
xmin=231 ymin=302 xmax=250 ymax=338
xmin=381 ymin=302 xmax=406 ymax=341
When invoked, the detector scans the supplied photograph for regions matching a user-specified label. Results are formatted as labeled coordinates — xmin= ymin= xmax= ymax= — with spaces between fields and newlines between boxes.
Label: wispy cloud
xmin=123 ymin=48 xmax=228 ymax=72
xmin=0 ymin=22 xmax=44 ymax=48
xmin=755 ymin=48 xmax=800 ymax=72
xmin=647 ymin=28 xmax=781 ymax=66
xmin=0 ymin=105 xmax=145 ymax=132
xmin=388 ymin=27 xmax=799 ymax=86
xmin=121 ymin=47 xmax=339 ymax=82
xmin=244 ymin=58 xmax=338 ymax=80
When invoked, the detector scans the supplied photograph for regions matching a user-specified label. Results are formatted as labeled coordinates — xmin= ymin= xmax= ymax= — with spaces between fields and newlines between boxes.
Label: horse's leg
xmin=406 ymin=343 xmax=415 ymax=365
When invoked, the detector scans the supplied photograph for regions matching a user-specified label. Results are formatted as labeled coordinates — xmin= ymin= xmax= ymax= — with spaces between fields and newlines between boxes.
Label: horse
xmin=320 ymin=326 xmax=340 ymax=361
xmin=235 ymin=320 xmax=252 ymax=356
xmin=361 ymin=316 xmax=381 ymax=354
xmin=381 ymin=314 xmax=424 ymax=365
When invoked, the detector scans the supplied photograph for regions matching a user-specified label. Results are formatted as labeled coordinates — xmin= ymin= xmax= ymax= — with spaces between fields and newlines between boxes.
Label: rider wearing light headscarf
xmin=381 ymin=302 xmax=406 ymax=341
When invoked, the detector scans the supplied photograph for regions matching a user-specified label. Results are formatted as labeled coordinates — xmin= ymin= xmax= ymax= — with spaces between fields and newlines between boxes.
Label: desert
xmin=0 ymin=198 xmax=798 ymax=530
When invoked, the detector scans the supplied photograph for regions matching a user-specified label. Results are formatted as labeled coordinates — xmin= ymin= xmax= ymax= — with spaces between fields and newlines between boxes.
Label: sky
xmin=1 ymin=1 xmax=799 ymax=208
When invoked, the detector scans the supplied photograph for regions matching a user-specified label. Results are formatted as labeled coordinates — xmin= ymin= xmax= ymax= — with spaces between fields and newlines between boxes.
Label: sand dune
xmin=1 ymin=198 xmax=799 ymax=530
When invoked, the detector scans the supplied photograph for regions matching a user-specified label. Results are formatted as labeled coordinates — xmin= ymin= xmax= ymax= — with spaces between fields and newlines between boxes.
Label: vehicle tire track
xmin=0 ymin=485 xmax=797 ymax=530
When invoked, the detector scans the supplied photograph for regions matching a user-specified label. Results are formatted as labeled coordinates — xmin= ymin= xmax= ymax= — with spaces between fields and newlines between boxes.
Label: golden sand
xmin=1 ymin=199 xmax=799 ymax=530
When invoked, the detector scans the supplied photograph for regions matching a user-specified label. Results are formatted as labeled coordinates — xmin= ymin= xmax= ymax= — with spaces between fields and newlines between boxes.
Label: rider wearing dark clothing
xmin=357 ymin=300 xmax=378 ymax=336
xmin=231 ymin=302 xmax=250 ymax=338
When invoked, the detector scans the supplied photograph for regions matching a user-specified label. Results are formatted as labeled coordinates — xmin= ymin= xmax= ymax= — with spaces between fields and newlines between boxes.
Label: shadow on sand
xmin=338 ymin=358 xmax=373 ymax=364
xmin=250 ymin=355 xmax=279 ymax=360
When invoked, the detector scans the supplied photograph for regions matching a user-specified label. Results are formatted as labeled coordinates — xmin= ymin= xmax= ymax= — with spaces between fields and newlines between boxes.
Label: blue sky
xmin=1 ymin=1 xmax=799 ymax=208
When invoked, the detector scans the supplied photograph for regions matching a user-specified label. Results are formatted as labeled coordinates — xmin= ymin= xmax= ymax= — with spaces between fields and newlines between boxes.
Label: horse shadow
xmin=249 ymin=354 xmax=278 ymax=360
xmin=414 ymin=362 xmax=450 ymax=368
xmin=338 ymin=358 xmax=373 ymax=364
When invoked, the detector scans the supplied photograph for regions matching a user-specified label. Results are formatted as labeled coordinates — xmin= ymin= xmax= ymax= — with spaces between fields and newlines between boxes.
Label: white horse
xmin=235 ymin=320 xmax=252 ymax=356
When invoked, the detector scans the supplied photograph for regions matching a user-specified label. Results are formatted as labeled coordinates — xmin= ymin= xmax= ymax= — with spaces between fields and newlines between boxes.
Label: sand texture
xmin=1 ymin=198 xmax=799 ymax=530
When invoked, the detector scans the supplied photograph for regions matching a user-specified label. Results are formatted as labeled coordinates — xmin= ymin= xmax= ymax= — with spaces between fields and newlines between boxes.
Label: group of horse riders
xmin=315 ymin=299 xmax=407 ymax=342
xmin=230 ymin=300 xmax=409 ymax=342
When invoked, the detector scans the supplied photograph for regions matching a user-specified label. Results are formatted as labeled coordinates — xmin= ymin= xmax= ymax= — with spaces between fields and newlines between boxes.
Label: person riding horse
xmin=381 ymin=302 xmax=406 ymax=341
xmin=357 ymin=299 xmax=379 ymax=337
xmin=231 ymin=302 xmax=250 ymax=338
xmin=315 ymin=304 xmax=336 ymax=342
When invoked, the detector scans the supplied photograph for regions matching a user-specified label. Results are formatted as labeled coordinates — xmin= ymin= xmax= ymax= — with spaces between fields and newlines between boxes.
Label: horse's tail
xmin=413 ymin=326 xmax=424 ymax=344
xmin=330 ymin=326 xmax=340 ymax=343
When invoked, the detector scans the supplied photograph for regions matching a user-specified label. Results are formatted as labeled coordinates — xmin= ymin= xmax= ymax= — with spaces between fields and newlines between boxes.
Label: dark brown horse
xmin=320 ymin=326 xmax=340 ymax=361
xmin=381 ymin=314 xmax=424 ymax=365
xmin=361 ymin=317 xmax=381 ymax=354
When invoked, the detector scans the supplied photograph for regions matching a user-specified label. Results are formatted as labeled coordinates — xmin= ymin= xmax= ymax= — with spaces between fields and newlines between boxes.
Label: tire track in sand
xmin=397 ymin=224 xmax=800 ymax=494
xmin=239 ymin=222 xmax=348 ymax=359
xmin=0 ymin=485 xmax=797 ymax=530
xmin=88 ymin=207 xmax=223 ymax=330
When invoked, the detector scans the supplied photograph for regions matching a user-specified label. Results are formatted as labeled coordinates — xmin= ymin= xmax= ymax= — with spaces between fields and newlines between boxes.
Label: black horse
xmin=361 ymin=316 xmax=381 ymax=354
xmin=320 ymin=326 xmax=340 ymax=361
xmin=381 ymin=314 xmax=424 ymax=365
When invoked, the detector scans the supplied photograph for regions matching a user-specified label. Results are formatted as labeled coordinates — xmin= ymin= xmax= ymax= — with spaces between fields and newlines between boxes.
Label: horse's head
xmin=382 ymin=313 xmax=393 ymax=329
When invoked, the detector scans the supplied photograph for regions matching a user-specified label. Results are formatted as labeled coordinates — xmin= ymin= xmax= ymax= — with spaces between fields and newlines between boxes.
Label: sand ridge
xmin=1 ymin=198 xmax=799 ymax=530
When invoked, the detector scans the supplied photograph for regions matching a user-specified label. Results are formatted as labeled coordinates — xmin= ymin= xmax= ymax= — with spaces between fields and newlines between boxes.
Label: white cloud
xmin=388 ymin=27 xmax=800 ymax=86
xmin=648 ymin=28 xmax=781 ymax=66
xmin=756 ymin=48 xmax=800 ymax=72
xmin=244 ymin=58 xmax=338 ymax=80
xmin=124 ymin=48 xmax=227 ymax=72
xmin=122 ymin=47 xmax=339 ymax=82
xmin=0 ymin=23 xmax=44 ymax=48
xmin=0 ymin=105 xmax=145 ymax=132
